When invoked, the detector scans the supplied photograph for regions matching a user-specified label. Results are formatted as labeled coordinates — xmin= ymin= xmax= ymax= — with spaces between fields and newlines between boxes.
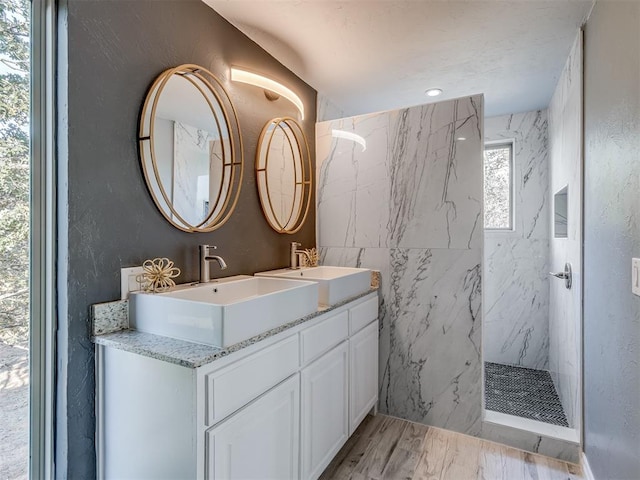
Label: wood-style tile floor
xmin=319 ymin=414 xmax=583 ymax=480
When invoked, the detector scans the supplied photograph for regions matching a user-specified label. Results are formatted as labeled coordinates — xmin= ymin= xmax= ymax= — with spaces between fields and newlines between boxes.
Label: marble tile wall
xmin=317 ymin=93 xmax=345 ymax=123
xmin=316 ymin=95 xmax=484 ymax=436
xmin=484 ymin=111 xmax=550 ymax=369
xmin=172 ymin=122 xmax=217 ymax=226
xmin=547 ymin=33 xmax=582 ymax=430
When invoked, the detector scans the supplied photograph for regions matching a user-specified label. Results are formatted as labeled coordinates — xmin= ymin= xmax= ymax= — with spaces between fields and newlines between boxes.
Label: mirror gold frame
xmin=138 ymin=64 xmax=244 ymax=232
xmin=256 ymin=117 xmax=312 ymax=234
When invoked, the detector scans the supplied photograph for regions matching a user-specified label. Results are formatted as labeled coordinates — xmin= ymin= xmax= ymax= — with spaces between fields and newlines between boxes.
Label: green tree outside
xmin=0 ymin=0 xmax=30 ymax=347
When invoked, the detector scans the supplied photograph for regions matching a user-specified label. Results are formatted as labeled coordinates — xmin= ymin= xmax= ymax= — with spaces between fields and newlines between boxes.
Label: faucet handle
xmin=200 ymin=245 xmax=217 ymax=254
xmin=291 ymin=241 xmax=301 ymax=249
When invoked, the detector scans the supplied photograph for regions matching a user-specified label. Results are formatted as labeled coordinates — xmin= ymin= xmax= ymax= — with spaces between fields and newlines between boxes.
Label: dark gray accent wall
xmin=56 ymin=1 xmax=316 ymax=477
xmin=583 ymin=2 xmax=640 ymax=479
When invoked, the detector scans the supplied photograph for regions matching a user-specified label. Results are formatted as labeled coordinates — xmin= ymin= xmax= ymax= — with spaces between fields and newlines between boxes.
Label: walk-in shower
xmin=481 ymin=34 xmax=583 ymax=459
xmin=482 ymin=116 xmax=572 ymax=428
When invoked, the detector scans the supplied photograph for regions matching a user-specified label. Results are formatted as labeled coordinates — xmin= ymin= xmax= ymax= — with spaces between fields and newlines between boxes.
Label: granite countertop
xmin=93 ymin=288 xmax=378 ymax=369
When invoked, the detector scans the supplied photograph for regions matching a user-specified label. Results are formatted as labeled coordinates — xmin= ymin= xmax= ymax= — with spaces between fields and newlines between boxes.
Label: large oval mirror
xmin=139 ymin=64 xmax=243 ymax=232
xmin=256 ymin=117 xmax=312 ymax=234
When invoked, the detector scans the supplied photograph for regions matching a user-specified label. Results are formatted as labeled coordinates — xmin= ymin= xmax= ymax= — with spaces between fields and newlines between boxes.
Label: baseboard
xmin=581 ymin=452 xmax=596 ymax=480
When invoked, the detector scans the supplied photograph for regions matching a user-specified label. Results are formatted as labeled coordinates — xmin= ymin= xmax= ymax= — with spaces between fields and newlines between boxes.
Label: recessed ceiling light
xmin=425 ymin=88 xmax=443 ymax=97
xmin=457 ymin=137 xmax=466 ymax=141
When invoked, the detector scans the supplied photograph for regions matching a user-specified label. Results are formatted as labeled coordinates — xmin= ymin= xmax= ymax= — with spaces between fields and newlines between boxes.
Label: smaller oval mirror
xmin=256 ymin=118 xmax=312 ymax=234
xmin=139 ymin=64 xmax=243 ymax=232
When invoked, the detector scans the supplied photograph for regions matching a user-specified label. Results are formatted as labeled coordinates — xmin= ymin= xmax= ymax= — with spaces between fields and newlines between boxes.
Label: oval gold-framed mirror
xmin=256 ymin=117 xmax=312 ymax=234
xmin=138 ymin=64 xmax=243 ymax=232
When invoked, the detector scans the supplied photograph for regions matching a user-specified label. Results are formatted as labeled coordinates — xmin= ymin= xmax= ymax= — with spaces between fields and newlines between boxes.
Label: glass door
xmin=0 ymin=1 xmax=32 ymax=477
xmin=1 ymin=0 xmax=54 ymax=477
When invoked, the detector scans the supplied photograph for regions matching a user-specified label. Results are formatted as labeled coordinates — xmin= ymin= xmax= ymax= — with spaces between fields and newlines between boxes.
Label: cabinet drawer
xmin=301 ymin=311 xmax=349 ymax=365
xmin=205 ymin=335 xmax=299 ymax=426
xmin=349 ymin=296 xmax=378 ymax=334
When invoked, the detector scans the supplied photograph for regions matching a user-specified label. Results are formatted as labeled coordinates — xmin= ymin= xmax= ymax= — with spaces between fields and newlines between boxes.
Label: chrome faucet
xmin=199 ymin=245 xmax=227 ymax=283
xmin=290 ymin=242 xmax=311 ymax=269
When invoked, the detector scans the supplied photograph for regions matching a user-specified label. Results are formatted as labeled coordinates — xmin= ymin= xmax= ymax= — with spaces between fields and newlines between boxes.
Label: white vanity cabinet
xmin=206 ymin=374 xmax=300 ymax=479
xmin=96 ymin=292 xmax=378 ymax=480
xmin=301 ymin=341 xmax=349 ymax=480
xmin=349 ymin=320 xmax=379 ymax=435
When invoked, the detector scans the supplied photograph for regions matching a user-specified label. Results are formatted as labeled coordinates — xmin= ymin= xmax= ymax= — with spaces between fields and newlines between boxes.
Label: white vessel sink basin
xmin=129 ymin=275 xmax=318 ymax=347
xmin=256 ymin=266 xmax=371 ymax=307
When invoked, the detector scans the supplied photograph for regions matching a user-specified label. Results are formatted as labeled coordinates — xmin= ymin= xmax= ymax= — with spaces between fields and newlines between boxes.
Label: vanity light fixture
xmin=231 ymin=68 xmax=305 ymax=120
xmin=457 ymin=137 xmax=467 ymax=141
xmin=332 ymin=129 xmax=367 ymax=152
xmin=425 ymin=88 xmax=443 ymax=97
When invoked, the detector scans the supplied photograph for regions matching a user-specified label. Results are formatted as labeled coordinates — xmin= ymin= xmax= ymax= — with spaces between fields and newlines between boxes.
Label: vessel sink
xmin=255 ymin=266 xmax=371 ymax=307
xmin=129 ymin=275 xmax=319 ymax=347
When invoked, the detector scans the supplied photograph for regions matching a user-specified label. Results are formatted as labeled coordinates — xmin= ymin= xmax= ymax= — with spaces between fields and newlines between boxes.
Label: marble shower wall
xmin=484 ymin=111 xmax=550 ymax=369
xmin=316 ymin=95 xmax=484 ymax=435
xmin=317 ymin=93 xmax=345 ymax=123
xmin=548 ymin=33 xmax=582 ymax=429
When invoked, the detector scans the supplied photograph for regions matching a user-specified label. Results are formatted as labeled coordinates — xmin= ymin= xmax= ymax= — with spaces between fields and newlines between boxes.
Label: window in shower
xmin=484 ymin=142 xmax=513 ymax=230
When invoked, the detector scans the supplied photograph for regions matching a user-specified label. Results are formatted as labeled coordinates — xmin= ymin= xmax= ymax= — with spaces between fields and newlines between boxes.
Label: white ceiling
xmin=205 ymin=0 xmax=593 ymax=119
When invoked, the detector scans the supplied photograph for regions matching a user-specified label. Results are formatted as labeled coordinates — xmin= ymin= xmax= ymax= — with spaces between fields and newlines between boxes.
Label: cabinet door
xmin=301 ymin=341 xmax=349 ymax=480
xmin=349 ymin=321 xmax=379 ymax=435
xmin=206 ymin=375 xmax=299 ymax=480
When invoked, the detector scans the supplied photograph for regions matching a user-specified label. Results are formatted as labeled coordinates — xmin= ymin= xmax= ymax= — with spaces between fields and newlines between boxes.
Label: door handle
xmin=549 ymin=263 xmax=572 ymax=289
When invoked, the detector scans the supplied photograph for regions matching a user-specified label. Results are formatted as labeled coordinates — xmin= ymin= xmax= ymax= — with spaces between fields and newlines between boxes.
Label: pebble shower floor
xmin=484 ymin=362 xmax=569 ymax=427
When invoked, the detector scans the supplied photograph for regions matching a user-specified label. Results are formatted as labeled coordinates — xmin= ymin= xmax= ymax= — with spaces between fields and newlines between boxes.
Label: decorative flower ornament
xmin=135 ymin=258 xmax=181 ymax=293
xmin=302 ymin=248 xmax=319 ymax=267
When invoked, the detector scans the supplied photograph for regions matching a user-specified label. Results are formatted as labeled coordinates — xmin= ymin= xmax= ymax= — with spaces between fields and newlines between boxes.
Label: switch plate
xmin=121 ymin=266 xmax=145 ymax=300
xmin=633 ymin=258 xmax=640 ymax=296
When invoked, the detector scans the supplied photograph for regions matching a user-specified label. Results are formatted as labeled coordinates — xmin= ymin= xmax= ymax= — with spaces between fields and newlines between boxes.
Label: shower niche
xmin=554 ymin=186 xmax=568 ymax=238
